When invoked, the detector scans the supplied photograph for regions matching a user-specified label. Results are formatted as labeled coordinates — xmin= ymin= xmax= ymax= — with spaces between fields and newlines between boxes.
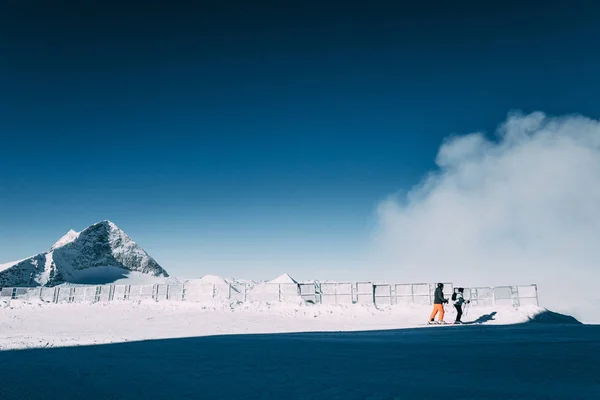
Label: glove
xmin=444 ymin=299 xmax=448 ymax=304
xmin=467 ymin=300 xmax=471 ymax=304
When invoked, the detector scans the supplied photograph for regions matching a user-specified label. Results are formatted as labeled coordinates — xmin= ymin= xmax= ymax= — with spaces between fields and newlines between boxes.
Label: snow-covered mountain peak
xmin=50 ymin=229 xmax=80 ymax=250
xmin=0 ymin=220 xmax=168 ymax=287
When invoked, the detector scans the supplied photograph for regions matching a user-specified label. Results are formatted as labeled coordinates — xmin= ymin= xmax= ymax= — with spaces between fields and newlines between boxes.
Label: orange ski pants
xmin=429 ymin=304 xmax=445 ymax=321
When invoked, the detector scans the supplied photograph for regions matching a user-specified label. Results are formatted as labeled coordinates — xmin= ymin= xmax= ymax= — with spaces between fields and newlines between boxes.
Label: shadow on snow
xmin=0 ymin=312 xmax=597 ymax=400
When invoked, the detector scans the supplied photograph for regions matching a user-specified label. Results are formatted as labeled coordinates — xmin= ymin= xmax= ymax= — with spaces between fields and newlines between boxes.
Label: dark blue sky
xmin=1 ymin=1 xmax=599 ymax=279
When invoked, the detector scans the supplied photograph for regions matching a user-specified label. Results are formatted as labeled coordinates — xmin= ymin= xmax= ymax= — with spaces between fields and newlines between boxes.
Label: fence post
xmin=492 ymin=287 xmax=496 ymax=306
xmin=372 ymin=284 xmax=376 ymax=305
xmin=278 ymin=284 xmax=281 ymax=302
xmin=534 ymin=284 xmax=539 ymax=306
xmin=429 ymin=284 xmax=433 ymax=305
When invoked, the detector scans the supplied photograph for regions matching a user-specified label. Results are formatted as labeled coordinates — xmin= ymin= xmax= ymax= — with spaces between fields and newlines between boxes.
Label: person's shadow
xmin=464 ymin=311 xmax=497 ymax=324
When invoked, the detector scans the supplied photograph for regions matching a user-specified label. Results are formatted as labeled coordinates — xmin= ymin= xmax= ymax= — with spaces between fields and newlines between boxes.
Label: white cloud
xmin=374 ymin=112 xmax=600 ymax=323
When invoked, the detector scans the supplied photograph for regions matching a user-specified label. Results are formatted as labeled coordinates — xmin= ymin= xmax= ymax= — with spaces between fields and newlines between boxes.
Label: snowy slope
xmin=0 ymin=258 xmax=29 ymax=273
xmin=0 ymin=220 xmax=168 ymax=287
xmin=50 ymin=229 xmax=80 ymax=250
xmin=0 ymin=300 xmax=562 ymax=350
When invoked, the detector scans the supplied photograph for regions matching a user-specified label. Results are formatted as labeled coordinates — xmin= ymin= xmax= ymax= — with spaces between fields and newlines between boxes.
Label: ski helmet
xmin=437 ymin=283 xmax=444 ymax=288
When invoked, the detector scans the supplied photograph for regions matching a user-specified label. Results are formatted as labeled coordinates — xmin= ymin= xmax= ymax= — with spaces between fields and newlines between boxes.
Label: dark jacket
xmin=433 ymin=287 xmax=446 ymax=304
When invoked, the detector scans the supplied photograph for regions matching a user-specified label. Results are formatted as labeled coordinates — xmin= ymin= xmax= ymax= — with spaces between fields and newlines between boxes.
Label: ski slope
xmin=0 ymin=299 xmax=570 ymax=351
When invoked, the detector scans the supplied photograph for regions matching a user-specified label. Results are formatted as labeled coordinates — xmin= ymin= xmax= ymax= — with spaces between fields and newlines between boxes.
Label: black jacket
xmin=433 ymin=287 xmax=446 ymax=304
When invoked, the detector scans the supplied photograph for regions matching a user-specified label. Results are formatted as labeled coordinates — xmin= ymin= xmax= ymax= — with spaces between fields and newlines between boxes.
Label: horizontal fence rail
xmin=0 ymin=282 xmax=539 ymax=308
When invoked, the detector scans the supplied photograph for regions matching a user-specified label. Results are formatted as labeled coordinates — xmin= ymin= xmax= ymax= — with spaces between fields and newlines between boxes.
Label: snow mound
xmin=526 ymin=309 xmax=582 ymax=324
xmin=197 ymin=275 xmax=229 ymax=285
xmin=50 ymin=229 xmax=80 ymax=250
xmin=269 ymin=273 xmax=297 ymax=284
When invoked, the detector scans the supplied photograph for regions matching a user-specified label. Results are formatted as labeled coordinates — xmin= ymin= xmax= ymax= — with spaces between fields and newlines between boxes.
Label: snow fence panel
xmin=279 ymin=283 xmax=300 ymax=302
xmin=166 ymin=284 xmax=184 ymax=301
xmin=155 ymin=284 xmax=169 ymax=301
xmin=474 ymin=287 xmax=494 ymax=307
xmin=319 ymin=283 xmax=337 ymax=295
xmin=320 ymin=283 xmax=353 ymax=305
xmin=228 ymin=283 xmax=245 ymax=302
xmin=20 ymin=287 xmax=41 ymax=301
xmin=183 ymin=283 xmax=215 ymax=302
xmin=299 ymin=283 xmax=317 ymax=303
xmin=517 ymin=285 xmax=537 ymax=298
xmin=71 ymin=287 xmax=87 ymax=303
xmin=442 ymin=283 xmax=454 ymax=299
xmin=128 ymin=285 xmax=155 ymax=301
xmin=81 ymin=286 xmax=98 ymax=302
xmin=517 ymin=285 xmax=538 ymax=305
xmin=212 ymin=284 xmax=231 ymax=300
xmin=395 ymin=284 xmax=412 ymax=296
xmin=0 ymin=288 xmax=11 ymax=306
xmin=412 ymin=283 xmax=430 ymax=295
xmin=392 ymin=284 xmax=410 ymax=305
xmin=247 ymin=283 xmax=280 ymax=303
xmin=56 ymin=287 xmax=72 ymax=303
xmin=392 ymin=284 xmax=429 ymax=305
xmin=355 ymin=282 xmax=374 ymax=304
xmin=112 ymin=285 xmax=127 ymax=301
xmin=336 ymin=283 xmax=353 ymax=304
xmin=374 ymin=284 xmax=392 ymax=306
xmin=40 ymin=287 xmax=56 ymax=303
xmin=493 ymin=286 xmax=514 ymax=307
xmin=12 ymin=288 xmax=27 ymax=300
xmin=96 ymin=285 xmax=111 ymax=302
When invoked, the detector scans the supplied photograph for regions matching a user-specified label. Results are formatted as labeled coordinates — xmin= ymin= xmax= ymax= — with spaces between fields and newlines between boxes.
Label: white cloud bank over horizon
xmin=374 ymin=111 xmax=600 ymax=323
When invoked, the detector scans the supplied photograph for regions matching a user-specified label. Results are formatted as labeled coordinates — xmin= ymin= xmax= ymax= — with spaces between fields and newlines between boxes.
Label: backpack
xmin=451 ymin=292 xmax=457 ymax=301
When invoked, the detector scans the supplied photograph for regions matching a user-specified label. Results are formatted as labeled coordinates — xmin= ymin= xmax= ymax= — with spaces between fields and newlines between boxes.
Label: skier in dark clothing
xmin=428 ymin=283 xmax=448 ymax=324
xmin=453 ymin=287 xmax=470 ymax=324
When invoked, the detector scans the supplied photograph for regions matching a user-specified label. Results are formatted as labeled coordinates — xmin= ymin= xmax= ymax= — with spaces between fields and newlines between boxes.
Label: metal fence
xmin=0 ymin=282 xmax=539 ymax=307
xmin=373 ymin=282 xmax=454 ymax=306
xmin=460 ymin=285 xmax=539 ymax=307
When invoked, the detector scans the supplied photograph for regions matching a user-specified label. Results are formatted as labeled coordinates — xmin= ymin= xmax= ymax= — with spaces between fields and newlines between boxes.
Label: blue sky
xmin=1 ymin=1 xmax=600 ymax=280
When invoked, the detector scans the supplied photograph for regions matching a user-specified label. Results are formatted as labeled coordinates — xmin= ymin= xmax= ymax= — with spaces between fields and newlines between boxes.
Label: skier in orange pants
xmin=428 ymin=283 xmax=449 ymax=324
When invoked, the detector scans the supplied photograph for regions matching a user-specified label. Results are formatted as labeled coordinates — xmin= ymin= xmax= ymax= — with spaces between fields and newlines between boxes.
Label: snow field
xmin=0 ymin=298 xmax=548 ymax=350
